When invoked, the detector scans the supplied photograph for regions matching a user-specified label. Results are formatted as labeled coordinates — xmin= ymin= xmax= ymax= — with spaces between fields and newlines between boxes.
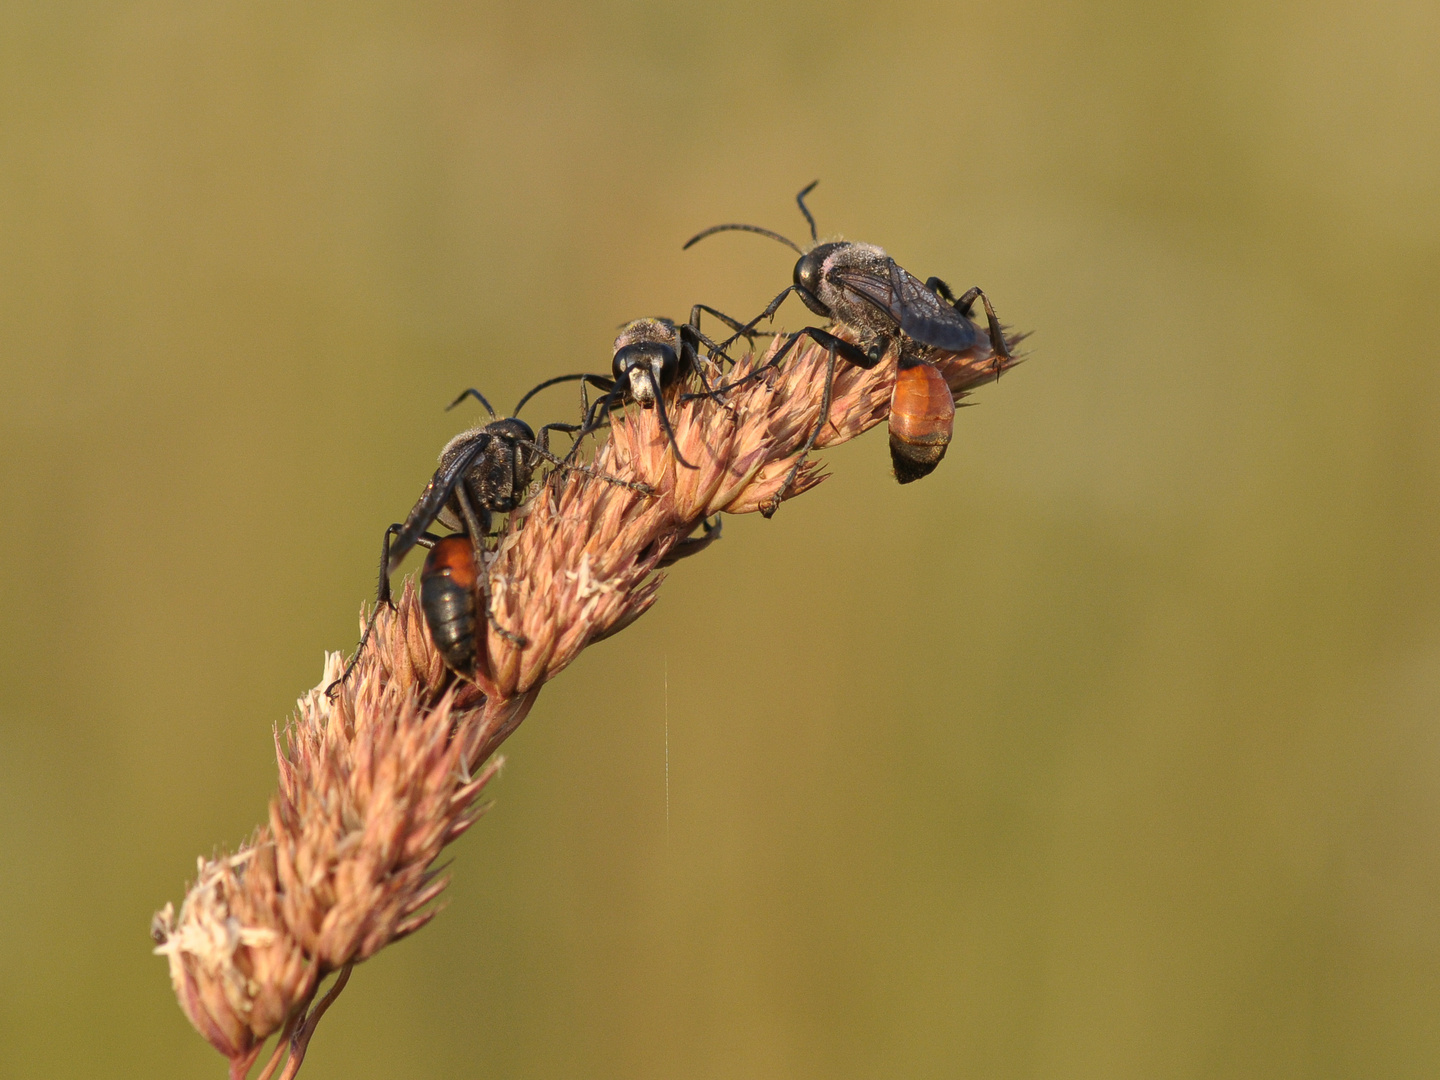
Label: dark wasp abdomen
xmin=420 ymin=535 xmax=480 ymax=678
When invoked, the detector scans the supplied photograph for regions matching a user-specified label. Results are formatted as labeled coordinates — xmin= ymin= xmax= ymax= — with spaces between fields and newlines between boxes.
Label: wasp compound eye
xmin=793 ymin=252 xmax=827 ymax=310
xmin=793 ymin=252 xmax=820 ymax=294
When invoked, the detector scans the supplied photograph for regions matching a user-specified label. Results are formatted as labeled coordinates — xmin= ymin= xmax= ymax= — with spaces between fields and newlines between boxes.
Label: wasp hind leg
xmin=926 ymin=279 xmax=1013 ymax=379
xmin=758 ymin=327 xmax=877 ymax=519
xmin=327 ymin=524 xmax=443 ymax=698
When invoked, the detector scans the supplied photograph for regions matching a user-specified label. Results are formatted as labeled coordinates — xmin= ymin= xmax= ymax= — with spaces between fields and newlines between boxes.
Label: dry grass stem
xmin=153 ymin=330 xmax=1019 ymax=1076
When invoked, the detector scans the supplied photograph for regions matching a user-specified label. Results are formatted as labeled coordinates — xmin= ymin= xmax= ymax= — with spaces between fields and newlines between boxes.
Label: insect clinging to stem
xmin=326 ymin=385 xmax=653 ymax=693
xmin=511 ymin=305 xmax=760 ymax=471
xmin=683 ymin=181 xmax=1016 ymax=509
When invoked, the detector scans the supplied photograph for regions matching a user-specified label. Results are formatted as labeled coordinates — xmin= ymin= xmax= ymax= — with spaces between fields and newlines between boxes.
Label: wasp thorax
xmin=613 ymin=317 xmax=673 ymax=352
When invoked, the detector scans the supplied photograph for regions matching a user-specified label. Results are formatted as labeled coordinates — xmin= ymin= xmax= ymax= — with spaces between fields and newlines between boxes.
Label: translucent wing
xmin=829 ymin=260 xmax=983 ymax=352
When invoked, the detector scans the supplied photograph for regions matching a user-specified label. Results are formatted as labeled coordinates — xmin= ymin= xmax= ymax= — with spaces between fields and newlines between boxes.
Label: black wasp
xmin=511 ymin=306 xmax=759 ymax=470
xmin=684 ymin=181 xmax=1015 ymax=512
xmin=327 ymin=385 xmax=651 ymax=692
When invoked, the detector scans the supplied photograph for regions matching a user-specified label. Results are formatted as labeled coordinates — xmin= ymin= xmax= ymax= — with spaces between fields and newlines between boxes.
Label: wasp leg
xmin=689 ymin=304 xmax=772 ymax=367
xmin=685 ymin=321 xmax=875 ymax=407
xmin=559 ymin=378 xmax=621 ymax=465
xmin=453 ymin=484 xmax=524 ymax=648
xmin=757 ymin=326 xmax=879 ymax=519
xmin=529 ymin=425 xmax=654 ymax=495
xmin=677 ymin=327 xmax=740 ymax=435
xmin=575 ymin=382 xmax=622 ymax=447
xmin=949 ymin=286 xmax=1013 ymax=378
xmin=925 ymin=276 xmax=956 ymax=303
xmin=678 ymin=321 xmax=721 ymax=398
xmin=655 ymin=515 xmax=723 ymax=568
xmin=327 ymin=524 xmax=442 ymax=697
xmin=710 ymin=284 xmax=799 ymax=358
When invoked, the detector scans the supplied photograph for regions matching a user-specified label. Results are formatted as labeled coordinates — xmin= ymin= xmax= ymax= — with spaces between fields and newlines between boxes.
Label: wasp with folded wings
xmin=327 ymin=386 xmax=652 ymax=693
xmin=511 ymin=304 xmax=761 ymax=470
xmin=684 ymin=181 xmax=1016 ymax=512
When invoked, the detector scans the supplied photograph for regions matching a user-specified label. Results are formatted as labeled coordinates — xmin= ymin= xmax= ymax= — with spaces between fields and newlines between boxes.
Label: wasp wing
xmin=388 ymin=433 xmax=491 ymax=570
xmin=830 ymin=260 xmax=983 ymax=353
xmin=887 ymin=261 xmax=987 ymax=352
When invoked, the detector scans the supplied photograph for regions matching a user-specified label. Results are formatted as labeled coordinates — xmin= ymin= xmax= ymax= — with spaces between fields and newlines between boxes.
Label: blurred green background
xmin=3 ymin=1 xmax=1439 ymax=1077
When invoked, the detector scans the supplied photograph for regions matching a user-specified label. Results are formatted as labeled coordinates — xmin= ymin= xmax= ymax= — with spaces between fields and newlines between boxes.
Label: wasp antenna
xmin=796 ymin=180 xmax=820 ymax=242
xmin=648 ymin=371 xmax=698 ymax=470
xmin=513 ymin=373 xmax=598 ymax=417
xmin=682 ymin=223 xmax=803 ymax=254
xmin=447 ymin=388 xmax=499 ymax=419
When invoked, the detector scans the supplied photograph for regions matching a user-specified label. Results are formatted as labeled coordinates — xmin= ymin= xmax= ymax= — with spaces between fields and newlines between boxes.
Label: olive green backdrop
xmin=3 ymin=2 xmax=1438 ymax=1078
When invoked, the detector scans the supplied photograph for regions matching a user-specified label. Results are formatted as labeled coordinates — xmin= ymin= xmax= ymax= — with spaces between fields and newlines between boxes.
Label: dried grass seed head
xmin=151 ymin=840 xmax=315 ymax=1063
xmin=154 ymin=321 xmax=1022 ymax=1072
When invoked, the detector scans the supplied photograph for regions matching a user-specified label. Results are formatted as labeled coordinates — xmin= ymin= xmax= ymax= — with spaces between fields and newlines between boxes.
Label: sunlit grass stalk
xmin=152 ymin=333 xmax=1017 ymax=1078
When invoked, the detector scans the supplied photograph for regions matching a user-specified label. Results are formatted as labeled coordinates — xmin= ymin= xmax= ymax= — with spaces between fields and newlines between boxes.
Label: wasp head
xmin=613 ymin=319 xmax=680 ymax=407
xmin=486 ymin=416 xmax=535 ymax=444
xmin=793 ymin=241 xmax=845 ymax=318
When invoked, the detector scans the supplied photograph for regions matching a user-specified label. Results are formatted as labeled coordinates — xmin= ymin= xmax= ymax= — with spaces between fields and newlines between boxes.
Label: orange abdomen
xmin=420 ymin=535 xmax=480 ymax=677
xmin=888 ymin=361 xmax=955 ymax=484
